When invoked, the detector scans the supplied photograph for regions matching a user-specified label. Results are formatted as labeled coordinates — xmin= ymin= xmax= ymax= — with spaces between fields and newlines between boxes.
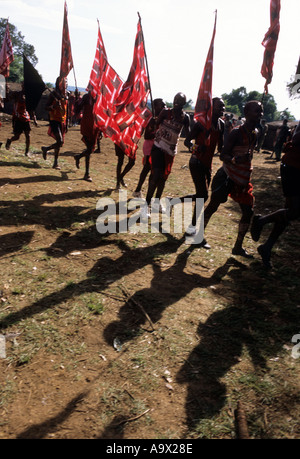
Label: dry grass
xmin=0 ymin=118 xmax=299 ymax=439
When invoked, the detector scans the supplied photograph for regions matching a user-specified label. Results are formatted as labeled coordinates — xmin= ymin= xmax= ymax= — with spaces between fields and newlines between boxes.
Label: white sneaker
xmin=141 ymin=204 xmax=150 ymax=220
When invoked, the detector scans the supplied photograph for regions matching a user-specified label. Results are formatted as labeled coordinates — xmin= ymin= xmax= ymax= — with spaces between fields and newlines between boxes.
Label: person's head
xmin=244 ymin=100 xmax=263 ymax=124
xmin=212 ymin=97 xmax=225 ymax=119
xmin=173 ymin=92 xmax=186 ymax=109
xmin=153 ymin=98 xmax=166 ymax=117
xmin=56 ymin=76 xmax=67 ymax=94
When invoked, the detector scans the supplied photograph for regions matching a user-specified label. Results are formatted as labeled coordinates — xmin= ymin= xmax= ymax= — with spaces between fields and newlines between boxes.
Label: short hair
xmin=244 ymin=100 xmax=262 ymax=115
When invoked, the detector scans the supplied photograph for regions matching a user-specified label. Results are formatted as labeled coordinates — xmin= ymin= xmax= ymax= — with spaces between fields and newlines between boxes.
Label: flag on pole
xmin=89 ymin=22 xmax=123 ymax=144
xmin=59 ymin=1 xmax=73 ymax=85
xmin=23 ymin=54 xmax=46 ymax=112
xmin=92 ymin=18 xmax=152 ymax=158
xmin=0 ymin=21 xmax=14 ymax=77
xmin=194 ymin=10 xmax=217 ymax=134
xmin=93 ymin=60 xmax=123 ymax=144
xmin=261 ymin=0 xmax=281 ymax=94
xmin=87 ymin=23 xmax=108 ymax=100
xmin=113 ymin=17 xmax=152 ymax=157
xmin=114 ymin=18 xmax=151 ymax=130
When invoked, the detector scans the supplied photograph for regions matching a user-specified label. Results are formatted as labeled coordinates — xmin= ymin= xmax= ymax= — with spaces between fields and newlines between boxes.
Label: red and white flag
xmin=194 ymin=11 xmax=217 ymax=134
xmin=89 ymin=23 xmax=124 ymax=144
xmin=0 ymin=22 xmax=14 ymax=77
xmin=87 ymin=23 xmax=108 ymax=100
xmin=93 ymin=60 xmax=123 ymax=144
xmin=114 ymin=19 xmax=152 ymax=135
xmin=261 ymin=0 xmax=281 ymax=93
xmin=59 ymin=1 xmax=73 ymax=83
xmin=92 ymin=17 xmax=152 ymax=159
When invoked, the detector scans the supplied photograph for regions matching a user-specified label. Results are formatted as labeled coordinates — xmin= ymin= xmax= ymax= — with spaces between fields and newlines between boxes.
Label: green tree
xmin=0 ymin=18 xmax=38 ymax=82
xmin=221 ymin=86 xmax=247 ymax=114
xmin=222 ymin=87 xmax=278 ymax=122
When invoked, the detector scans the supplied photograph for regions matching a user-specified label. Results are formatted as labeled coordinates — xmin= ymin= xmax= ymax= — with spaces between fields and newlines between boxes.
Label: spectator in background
xmin=255 ymin=119 xmax=268 ymax=152
xmin=274 ymin=119 xmax=291 ymax=161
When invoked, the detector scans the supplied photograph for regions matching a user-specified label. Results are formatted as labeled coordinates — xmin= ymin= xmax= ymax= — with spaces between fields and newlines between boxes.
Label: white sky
xmin=1 ymin=0 xmax=300 ymax=119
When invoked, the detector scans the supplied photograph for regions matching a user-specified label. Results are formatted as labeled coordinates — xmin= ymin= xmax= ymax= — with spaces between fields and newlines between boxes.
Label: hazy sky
xmin=1 ymin=0 xmax=300 ymax=119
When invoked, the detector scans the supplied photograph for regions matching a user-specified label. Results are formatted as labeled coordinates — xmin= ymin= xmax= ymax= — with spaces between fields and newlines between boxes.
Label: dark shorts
xmin=189 ymin=155 xmax=211 ymax=202
xmin=150 ymin=145 xmax=174 ymax=180
xmin=281 ymin=163 xmax=300 ymax=197
xmin=13 ymin=119 xmax=31 ymax=135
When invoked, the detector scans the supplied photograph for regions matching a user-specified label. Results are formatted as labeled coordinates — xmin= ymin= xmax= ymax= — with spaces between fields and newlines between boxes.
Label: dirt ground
xmin=0 ymin=114 xmax=299 ymax=440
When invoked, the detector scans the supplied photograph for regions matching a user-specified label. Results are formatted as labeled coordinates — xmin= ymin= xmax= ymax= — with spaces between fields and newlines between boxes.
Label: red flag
xmin=113 ymin=18 xmax=152 ymax=158
xmin=86 ymin=23 xmax=107 ymax=99
xmin=261 ymin=0 xmax=281 ymax=93
xmin=93 ymin=18 xmax=152 ymax=159
xmin=0 ymin=22 xmax=14 ymax=77
xmin=93 ymin=60 xmax=123 ymax=144
xmin=194 ymin=11 xmax=217 ymax=134
xmin=59 ymin=1 xmax=73 ymax=82
xmin=114 ymin=19 xmax=151 ymax=131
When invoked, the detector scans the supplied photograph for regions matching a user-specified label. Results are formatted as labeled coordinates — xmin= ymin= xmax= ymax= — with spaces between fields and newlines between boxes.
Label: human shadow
xmin=0 ymin=174 xmax=70 ymax=187
xmin=176 ymin=259 xmax=300 ymax=437
xmin=0 ymin=235 xmax=183 ymax=330
xmin=0 ymin=159 xmax=42 ymax=169
xmin=0 ymin=230 xmax=35 ymax=257
xmin=0 ymin=189 xmax=103 ymax=230
xmin=15 ymin=391 xmax=89 ymax=439
xmin=103 ymin=249 xmax=241 ymax=347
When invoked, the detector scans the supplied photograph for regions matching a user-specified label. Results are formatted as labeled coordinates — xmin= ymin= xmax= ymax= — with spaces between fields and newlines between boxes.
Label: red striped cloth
xmin=261 ymin=0 xmax=281 ymax=93
xmin=0 ymin=22 xmax=14 ymax=77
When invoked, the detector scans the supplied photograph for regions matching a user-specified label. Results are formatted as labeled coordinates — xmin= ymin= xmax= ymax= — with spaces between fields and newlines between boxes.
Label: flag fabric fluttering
xmin=90 ymin=23 xmax=124 ymax=145
xmin=23 ymin=54 xmax=46 ymax=112
xmin=113 ymin=17 xmax=152 ymax=158
xmin=92 ymin=17 xmax=152 ymax=158
xmin=59 ymin=1 xmax=74 ymax=86
xmin=86 ymin=23 xmax=108 ymax=100
xmin=261 ymin=0 xmax=281 ymax=94
xmin=194 ymin=10 xmax=217 ymax=136
xmin=93 ymin=59 xmax=123 ymax=144
xmin=114 ymin=18 xmax=152 ymax=132
xmin=0 ymin=21 xmax=14 ymax=77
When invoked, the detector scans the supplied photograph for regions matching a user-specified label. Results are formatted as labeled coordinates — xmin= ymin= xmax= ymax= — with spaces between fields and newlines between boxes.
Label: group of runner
xmin=1 ymin=79 xmax=299 ymax=270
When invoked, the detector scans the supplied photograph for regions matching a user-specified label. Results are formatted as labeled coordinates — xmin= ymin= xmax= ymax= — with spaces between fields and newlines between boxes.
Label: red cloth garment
xmin=193 ymin=123 xmax=222 ymax=170
xmin=80 ymin=95 xmax=99 ymax=149
xmin=13 ymin=97 xmax=30 ymax=123
xmin=148 ymin=150 xmax=175 ymax=180
xmin=229 ymin=181 xmax=254 ymax=207
xmin=261 ymin=0 xmax=281 ymax=93
xmin=47 ymin=122 xmax=66 ymax=144
xmin=0 ymin=22 xmax=14 ymax=77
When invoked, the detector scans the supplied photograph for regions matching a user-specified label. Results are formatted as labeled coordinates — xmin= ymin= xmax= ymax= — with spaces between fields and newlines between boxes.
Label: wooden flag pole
xmin=137 ymin=12 xmax=154 ymax=115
